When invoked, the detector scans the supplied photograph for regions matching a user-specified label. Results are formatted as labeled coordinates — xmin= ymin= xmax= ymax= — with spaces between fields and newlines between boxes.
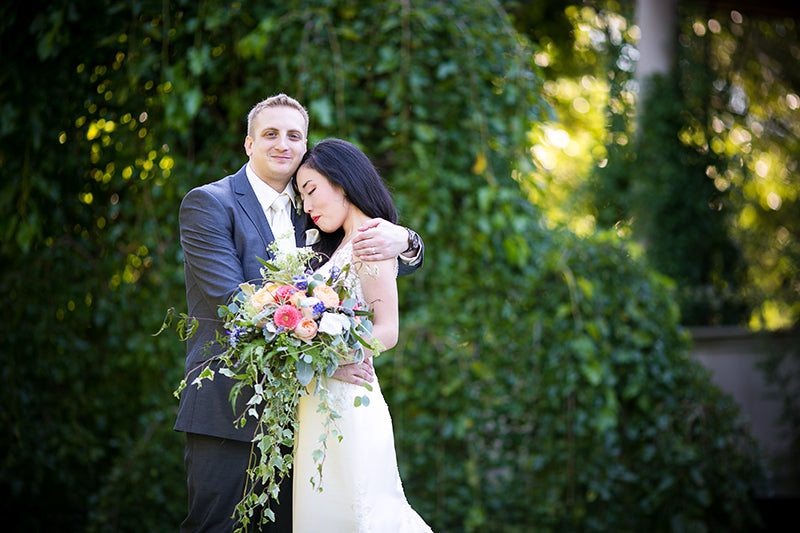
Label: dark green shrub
xmin=388 ymin=191 xmax=765 ymax=532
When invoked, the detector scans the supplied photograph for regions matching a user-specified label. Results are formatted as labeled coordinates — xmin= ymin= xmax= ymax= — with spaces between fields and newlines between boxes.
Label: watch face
xmin=411 ymin=232 xmax=420 ymax=250
xmin=406 ymin=230 xmax=420 ymax=253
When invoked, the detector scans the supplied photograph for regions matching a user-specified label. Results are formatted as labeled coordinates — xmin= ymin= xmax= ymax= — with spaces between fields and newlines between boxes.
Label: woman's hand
xmin=332 ymin=357 xmax=375 ymax=386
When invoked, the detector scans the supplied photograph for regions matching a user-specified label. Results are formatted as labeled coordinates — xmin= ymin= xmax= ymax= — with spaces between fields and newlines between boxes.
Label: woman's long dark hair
xmin=295 ymin=138 xmax=397 ymax=265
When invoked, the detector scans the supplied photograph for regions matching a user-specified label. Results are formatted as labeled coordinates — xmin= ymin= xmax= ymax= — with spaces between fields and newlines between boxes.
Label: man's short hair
xmin=247 ymin=93 xmax=309 ymax=137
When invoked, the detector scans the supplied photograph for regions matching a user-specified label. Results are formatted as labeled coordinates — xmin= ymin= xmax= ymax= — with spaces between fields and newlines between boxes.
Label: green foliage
xmin=755 ymin=330 xmax=800 ymax=495
xmin=511 ymin=0 xmax=799 ymax=330
xmin=1 ymin=1 xmax=765 ymax=532
xmin=392 ymin=203 xmax=764 ymax=531
xmin=598 ymin=73 xmax=747 ymax=325
xmin=675 ymin=8 xmax=800 ymax=330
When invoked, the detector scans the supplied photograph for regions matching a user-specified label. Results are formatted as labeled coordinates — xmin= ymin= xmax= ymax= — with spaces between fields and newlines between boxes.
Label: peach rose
xmin=289 ymin=291 xmax=305 ymax=308
xmin=250 ymin=283 xmax=279 ymax=309
xmin=293 ymin=317 xmax=318 ymax=342
xmin=313 ymin=284 xmax=340 ymax=308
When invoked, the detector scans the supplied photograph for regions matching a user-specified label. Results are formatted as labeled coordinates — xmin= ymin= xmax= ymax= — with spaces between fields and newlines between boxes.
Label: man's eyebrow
xmin=260 ymin=126 xmax=304 ymax=135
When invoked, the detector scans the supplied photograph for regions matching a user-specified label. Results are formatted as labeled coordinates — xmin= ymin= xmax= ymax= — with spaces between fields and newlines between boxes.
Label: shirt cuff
xmin=399 ymin=248 xmax=421 ymax=266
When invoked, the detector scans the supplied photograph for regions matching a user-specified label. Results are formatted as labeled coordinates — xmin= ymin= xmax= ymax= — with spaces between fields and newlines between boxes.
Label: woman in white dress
xmin=292 ymin=138 xmax=433 ymax=533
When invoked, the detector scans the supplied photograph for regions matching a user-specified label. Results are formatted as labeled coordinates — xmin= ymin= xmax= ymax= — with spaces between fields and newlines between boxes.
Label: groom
xmin=175 ymin=93 xmax=423 ymax=532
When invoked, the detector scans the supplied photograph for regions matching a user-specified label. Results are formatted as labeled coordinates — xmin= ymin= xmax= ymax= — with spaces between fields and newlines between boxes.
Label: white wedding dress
xmin=292 ymin=242 xmax=433 ymax=533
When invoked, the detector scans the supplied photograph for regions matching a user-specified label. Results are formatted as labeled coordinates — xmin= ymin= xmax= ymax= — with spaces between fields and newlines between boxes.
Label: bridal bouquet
xmin=168 ymin=244 xmax=381 ymax=531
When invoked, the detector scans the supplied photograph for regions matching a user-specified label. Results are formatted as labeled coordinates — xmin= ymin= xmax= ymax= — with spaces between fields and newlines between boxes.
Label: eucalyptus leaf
xmin=295 ymin=360 xmax=314 ymax=387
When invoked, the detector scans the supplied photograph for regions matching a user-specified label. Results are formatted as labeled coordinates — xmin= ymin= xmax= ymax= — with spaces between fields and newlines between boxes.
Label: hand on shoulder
xmin=352 ymin=218 xmax=410 ymax=262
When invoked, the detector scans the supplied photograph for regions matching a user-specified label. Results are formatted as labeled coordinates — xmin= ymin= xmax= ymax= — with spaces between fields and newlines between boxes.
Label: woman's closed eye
xmin=299 ymin=187 xmax=315 ymax=202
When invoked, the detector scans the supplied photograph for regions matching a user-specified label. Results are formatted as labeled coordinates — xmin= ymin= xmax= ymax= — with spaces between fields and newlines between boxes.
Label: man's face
xmin=244 ymin=106 xmax=307 ymax=191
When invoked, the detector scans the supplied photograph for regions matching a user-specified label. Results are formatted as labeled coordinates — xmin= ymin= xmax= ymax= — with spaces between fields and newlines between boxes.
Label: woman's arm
xmin=358 ymin=258 xmax=399 ymax=352
xmin=330 ymin=257 xmax=398 ymax=386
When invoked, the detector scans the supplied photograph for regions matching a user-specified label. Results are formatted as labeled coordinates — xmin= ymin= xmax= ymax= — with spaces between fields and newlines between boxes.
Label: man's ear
xmin=244 ymin=136 xmax=253 ymax=156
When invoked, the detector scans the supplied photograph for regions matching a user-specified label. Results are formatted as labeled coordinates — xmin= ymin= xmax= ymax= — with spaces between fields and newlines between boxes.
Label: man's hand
xmin=352 ymin=218 xmax=409 ymax=261
xmin=332 ymin=358 xmax=375 ymax=386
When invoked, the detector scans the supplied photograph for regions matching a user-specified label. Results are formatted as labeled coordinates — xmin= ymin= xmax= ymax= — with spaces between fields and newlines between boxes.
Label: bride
xmin=292 ymin=138 xmax=433 ymax=533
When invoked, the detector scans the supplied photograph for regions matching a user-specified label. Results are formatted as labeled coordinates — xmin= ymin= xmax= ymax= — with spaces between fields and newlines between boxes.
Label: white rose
xmin=318 ymin=312 xmax=351 ymax=336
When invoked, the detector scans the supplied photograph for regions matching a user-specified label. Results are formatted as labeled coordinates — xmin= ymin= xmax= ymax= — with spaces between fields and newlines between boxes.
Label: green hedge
xmin=388 ymin=199 xmax=765 ymax=530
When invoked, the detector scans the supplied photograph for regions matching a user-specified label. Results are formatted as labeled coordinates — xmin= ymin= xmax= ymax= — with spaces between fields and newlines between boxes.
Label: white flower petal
xmin=305 ymin=229 xmax=320 ymax=245
xmin=318 ymin=312 xmax=350 ymax=335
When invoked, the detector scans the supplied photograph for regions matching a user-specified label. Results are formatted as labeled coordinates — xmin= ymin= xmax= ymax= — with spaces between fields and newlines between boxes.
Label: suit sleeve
xmin=180 ymin=187 xmax=245 ymax=312
xmin=397 ymin=236 xmax=424 ymax=278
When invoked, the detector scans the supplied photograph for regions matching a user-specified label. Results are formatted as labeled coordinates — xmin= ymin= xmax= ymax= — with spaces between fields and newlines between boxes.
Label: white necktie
xmin=269 ymin=194 xmax=296 ymax=254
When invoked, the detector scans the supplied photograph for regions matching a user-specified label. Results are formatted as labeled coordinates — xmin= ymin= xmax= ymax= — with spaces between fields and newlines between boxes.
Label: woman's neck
xmin=341 ymin=209 xmax=369 ymax=243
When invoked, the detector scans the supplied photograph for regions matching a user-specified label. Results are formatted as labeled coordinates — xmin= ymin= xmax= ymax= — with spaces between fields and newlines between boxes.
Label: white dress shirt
xmin=246 ymin=163 xmax=297 ymax=252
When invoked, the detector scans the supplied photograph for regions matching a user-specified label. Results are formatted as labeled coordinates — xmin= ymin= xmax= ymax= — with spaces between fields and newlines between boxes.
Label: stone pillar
xmin=635 ymin=0 xmax=677 ymax=83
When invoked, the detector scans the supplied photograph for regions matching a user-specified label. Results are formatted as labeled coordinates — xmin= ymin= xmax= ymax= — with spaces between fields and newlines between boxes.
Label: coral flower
xmin=273 ymin=304 xmax=302 ymax=329
xmin=274 ymin=285 xmax=298 ymax=302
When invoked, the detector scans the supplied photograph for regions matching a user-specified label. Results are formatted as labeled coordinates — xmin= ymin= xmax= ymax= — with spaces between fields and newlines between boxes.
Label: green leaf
xmin=295 ymin=360 xmax=314 ymax=386
xmin=355 ymin=395 xmax=370 ymax=407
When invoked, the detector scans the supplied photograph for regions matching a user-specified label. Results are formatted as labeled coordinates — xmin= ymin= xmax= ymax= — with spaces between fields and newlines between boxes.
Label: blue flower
xmin=228 ymin=325 xmax=246 ymax=348
xmin=330 ymin=266 xmax=341 ymax=280
xmin=293 ymin=275 xmax=308 ymax=291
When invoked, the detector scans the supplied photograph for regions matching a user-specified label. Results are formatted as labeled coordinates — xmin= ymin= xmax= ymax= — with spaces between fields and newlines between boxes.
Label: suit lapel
xmin=232 ymin=166 xmax=274 ymax=255
xmin=291 ymin=197 xmax=309 ymax=246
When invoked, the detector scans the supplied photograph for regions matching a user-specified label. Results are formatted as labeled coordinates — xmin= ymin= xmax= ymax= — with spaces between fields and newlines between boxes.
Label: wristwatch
xmin=404 ymin=228 xmax=421 ymax=254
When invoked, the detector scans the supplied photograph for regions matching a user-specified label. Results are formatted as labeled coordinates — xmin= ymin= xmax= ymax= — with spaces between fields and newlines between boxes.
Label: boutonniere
xmin=295 ymin=197 xmax=304 ymax=216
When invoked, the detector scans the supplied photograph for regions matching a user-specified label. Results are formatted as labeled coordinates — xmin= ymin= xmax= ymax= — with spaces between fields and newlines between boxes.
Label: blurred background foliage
xmin=518 ymin=0 xmax=799 ymax=330
xmin=1 ymin=0 xmax=795 ymax=531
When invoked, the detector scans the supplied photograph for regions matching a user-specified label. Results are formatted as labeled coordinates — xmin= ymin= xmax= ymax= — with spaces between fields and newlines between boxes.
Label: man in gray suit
xmin=175 ymin=94 xmax=423 ymax=532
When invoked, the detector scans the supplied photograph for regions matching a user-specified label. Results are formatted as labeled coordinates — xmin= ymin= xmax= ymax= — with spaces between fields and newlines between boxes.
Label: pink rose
xmin=293 ymin=317 xmax=318 ymax=342
xmin=273 ymin=304 xmax=302 ymax=329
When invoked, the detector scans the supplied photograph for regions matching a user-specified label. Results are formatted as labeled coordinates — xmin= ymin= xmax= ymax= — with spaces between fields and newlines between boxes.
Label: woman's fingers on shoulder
xmin=357 ymin=218 xmax=385 ymax=232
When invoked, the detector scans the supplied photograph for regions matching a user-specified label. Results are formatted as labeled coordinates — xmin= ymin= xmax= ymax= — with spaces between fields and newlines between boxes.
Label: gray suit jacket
xmin=174 ymin=164 xmax=422 ymax=441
